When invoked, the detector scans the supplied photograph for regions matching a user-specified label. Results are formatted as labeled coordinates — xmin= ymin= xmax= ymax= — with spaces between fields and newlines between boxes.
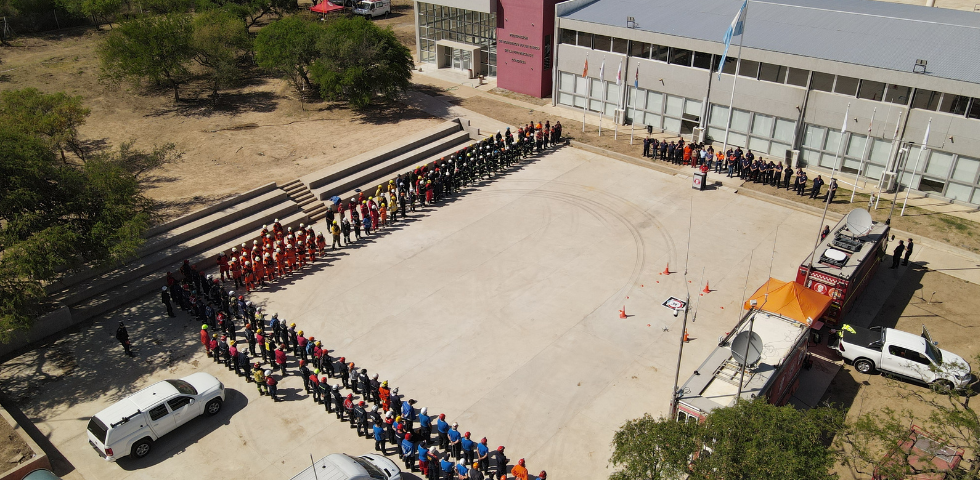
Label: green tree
xmin=198 ymin=0 xmax=295 ymax=28
xmin=609 ymin=400 xmax=845 ymax=480
xmin=0 ymin=128 xmax=155 ymax=340
xmin=192 ymin=9 xmax=251 ymax=101
xmin=98 ymin=13 xmax=194 ymax=101
xmin=836 ymin=360 xmax=980 ymax=480
xmin=308 ymin=15 xmax=413 ymax=108
xmin=0 ymin=88 xmax=91 ymax=161
xmin=254 ymin=14 xmax=323 ymax=91
xmin=57 ymin=0 xmax=123 ymax=29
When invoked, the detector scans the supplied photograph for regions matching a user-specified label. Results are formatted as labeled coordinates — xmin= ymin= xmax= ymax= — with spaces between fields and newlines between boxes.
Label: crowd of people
xmin=154 ymin=122 xmax=564 ymax=480
xmin=640 ymin=136 xmax=839 ymax=201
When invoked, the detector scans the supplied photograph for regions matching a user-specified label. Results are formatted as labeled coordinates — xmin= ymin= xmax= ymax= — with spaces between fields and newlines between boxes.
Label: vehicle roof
xmin=290 ymin=453 xmax=367 ymax=480
xmin=181 ymin=372 xmax=221 ymax=393
xmin=885 ymin=328 xmax=927 ymax=351
xmin=95 ymin=380 xmax=181 ymax=425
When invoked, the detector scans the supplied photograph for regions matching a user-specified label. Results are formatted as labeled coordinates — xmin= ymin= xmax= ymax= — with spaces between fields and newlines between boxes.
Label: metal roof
xmin=560 ymin=0 xmax=980 ymax=85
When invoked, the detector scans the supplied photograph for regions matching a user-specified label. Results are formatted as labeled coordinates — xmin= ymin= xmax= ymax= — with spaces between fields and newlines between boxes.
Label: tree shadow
xmin=145 ymin=91 xmax=281 ymax=118
xmin=355 ymin=101 xmax=439 ymax=125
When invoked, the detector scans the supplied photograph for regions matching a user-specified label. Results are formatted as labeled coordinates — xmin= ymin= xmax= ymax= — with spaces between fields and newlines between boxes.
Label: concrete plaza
xmin=0 ymin=145 xmax=958 ymax=480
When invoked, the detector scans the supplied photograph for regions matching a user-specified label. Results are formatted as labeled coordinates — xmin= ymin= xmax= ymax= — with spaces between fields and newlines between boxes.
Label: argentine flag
xmin=716 ymin=0 xmax=747 ymax=79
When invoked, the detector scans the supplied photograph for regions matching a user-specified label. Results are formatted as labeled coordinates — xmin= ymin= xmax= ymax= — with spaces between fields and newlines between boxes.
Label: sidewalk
xmin=410 ymin=69 xmax=980 ymax=225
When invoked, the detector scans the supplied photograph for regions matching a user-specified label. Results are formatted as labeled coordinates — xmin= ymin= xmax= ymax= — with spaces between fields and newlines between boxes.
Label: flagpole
xmin=582 ymin=54 xmax=589 ymax=133
xmin=901 ymin=118 xmax=931 ymax=216
xmin=630 ymin=66 xmax=638 ymax=145
xmin=804 ymin=103 xmax=849 ymax=290
xmin=598 ymin=57 xmax=605 ymax=136
xmin=721 ymin=1 xmax=748 ymax=157
xmin=615 ymin=60 xmax=623 ymax=140
xmin=850 ymin=107 xmax=876 ymax=203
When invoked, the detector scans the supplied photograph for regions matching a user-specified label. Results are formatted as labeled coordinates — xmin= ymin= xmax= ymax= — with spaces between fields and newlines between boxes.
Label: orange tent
xmin=742 ymin=278 xmax=831 ymax=326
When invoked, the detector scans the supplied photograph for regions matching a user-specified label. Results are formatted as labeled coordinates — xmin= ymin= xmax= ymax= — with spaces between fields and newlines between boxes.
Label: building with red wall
xmin=413 ymin=0 xmax=559 ymax=98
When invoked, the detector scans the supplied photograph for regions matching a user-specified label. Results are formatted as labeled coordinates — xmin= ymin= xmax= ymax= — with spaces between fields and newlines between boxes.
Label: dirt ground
xmin=0 ymin=14 xmax=440 ymax=221
xmin=822 ymin=266 xmax=980 ymax=479
xmin=0 ymin=413 xmax=34 ymax=469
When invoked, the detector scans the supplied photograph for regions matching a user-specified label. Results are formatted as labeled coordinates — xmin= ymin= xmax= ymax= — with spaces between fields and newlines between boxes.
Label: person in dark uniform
xmin=642 ymin=137 xmax=650 ymax=157
xmin=891 ymin=240 xmax=905 ymax=269
xmin=116 ymin=322 xmax=133 ymax=357
xmin=809 ymin=175 xmax=825 ymax=199
xmin=827 ymin=178 xmax=838 ymax=203
xmin=773 ymin=162 xmax=783 ymax=187
xmin=902 ymin=238 xmax=914 ymax=266
xmin=161 ymin=286 xmax=175 ymax=317
xmin=783 ymin=165 xmax=793 ymax=189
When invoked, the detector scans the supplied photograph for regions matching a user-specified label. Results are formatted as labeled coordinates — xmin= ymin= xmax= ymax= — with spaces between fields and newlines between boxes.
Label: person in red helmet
xmin=274 ymin=344 xmax=287 ymax=376
xmin=511 ymin=459 xmax=528 ymax=480
xmin=492 ymin=446 xmax=509 ymax=480
xmin=355 ymin=400 xmax=369 ymax=437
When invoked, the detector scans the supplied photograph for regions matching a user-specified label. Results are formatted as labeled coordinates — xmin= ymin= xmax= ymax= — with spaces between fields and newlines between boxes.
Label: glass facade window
xmin=968 ymin=99 xmax=980 ymax=120
xmin=651 ymin=44 xmax=668 ymax=62
xmin=592 ymin=34 xmax=611 ymax=51
xmin=857 ymin=80 xmax=885 ymax=100
xmin=786 ymin=68 xmax=809 ymax=87
xmin=612 ymin=37 xmax=628 ymax=54
xmin=668 ymin=48 xmax=692 ymax=66
xmin=577 ymin=32 xmax=593 ymax=48
xmin=758 ymin=63 xmax=786 ymax=83
xmin=626 ymin=86 xmax=701 ymax=134
xmin=630 ymin=41 xmax=651 ymax=59
xmin=834 ymin=76 xmax=859 ymax=96
xmin=417 ymin=3 xmax=497 ymax=76
xmin=884 ymin=84 xmax=911 ymax=105
xmin=560 ymin=29 xmax=576 ymax=45
xmin=811 ymin=72 xmax=834 ymax=92
xmin=940 ymin=94 xmax=970 ymax=115
xmin=738 ymin=60 xmax=759 ymax=78
xmin=912 ymin=89 xmax=941 ymax=111
xmin=720 ymin=56 xmax=737 ymax=75
xmin=692 ymin=52 xmax=713 ymax=70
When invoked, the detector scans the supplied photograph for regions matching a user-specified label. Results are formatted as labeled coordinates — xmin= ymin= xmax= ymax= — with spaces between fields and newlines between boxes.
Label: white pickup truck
xmin=833 ymin=324 xmax=972 ymax=390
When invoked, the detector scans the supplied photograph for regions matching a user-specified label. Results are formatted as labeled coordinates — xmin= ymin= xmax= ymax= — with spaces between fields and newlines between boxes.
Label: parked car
xmin=291 ymin=453 xmax=401 ymax=480
xmin=833 ymin=324 xmax=972 ymax=390
xmin=352 ymin=0 xmax=390 ymax=18
xmin=873 ymin=425 xmax=964 ymax=479
xmin=86 ymin=372 xmax=225 ymax=461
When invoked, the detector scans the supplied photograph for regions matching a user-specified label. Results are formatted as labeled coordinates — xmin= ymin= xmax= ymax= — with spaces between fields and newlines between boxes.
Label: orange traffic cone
xmin=703 ymin=281 xmax=711 ymax=294
xmin=619 ymin=306 xmax=627 ymax=319
xmin=683 ymin=329 xmax=690 ymax=343
xmin=661 ymin=263 xmax=670 ymax=275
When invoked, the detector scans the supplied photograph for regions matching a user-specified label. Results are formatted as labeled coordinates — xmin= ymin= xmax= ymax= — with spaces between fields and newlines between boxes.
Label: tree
xmin=0 ymin=128 xmax=155 ymax=340
xmin=0 ymin=88 xmax=91 ymax=161
xmin=192 ymin=9 xmax=251 ymax=101
xmin=254 ymin=14 xmax=323 ymax=91
xmin=198 ymin=0 xmax=295 ymax=29
xmin=98 ymin=13 xmax=194 ymax=102
xmin=57 ymin=0 xmax=123 ymax=28
xmin=837 ymin=359 xmax=980 ymax=480
xmin=609 ymin=400 xmax=845 ymax=480
xmin=609 ymin=414 xmax=699 ymax=480
xmin=96 ymin=139 xmax=182 ymax=179
xmin=308 ymin=15 xmax=413 ymax=108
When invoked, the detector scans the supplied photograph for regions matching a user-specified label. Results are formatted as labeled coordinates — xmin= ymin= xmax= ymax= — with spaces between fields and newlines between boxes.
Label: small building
xmin=552 ymin=0 xmax=980 ymax=206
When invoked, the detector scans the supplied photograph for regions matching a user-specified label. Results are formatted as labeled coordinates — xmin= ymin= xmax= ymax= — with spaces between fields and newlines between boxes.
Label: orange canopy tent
xmin=743 ymin=278 xmax=831 ymax=326
xmin=310 ymin=1 xmax=343 ymax=13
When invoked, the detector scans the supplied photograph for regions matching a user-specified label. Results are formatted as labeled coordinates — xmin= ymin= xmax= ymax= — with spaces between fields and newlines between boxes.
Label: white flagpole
xmin=615 ymin=60 xmax=623 ymax=140
xmin=598 ymin=57 xmax=605 ymax=136
xmin=901 ymin=118 xmax=931 ymax=216
xmin=582 ymin=55 xmax=589 ymax=133
xmin=721 ymin=1 xmax=748 ymax=157
xmin=850 ymin=107 xmax=876 ymax=203
xmin=630 ymin=66 xmax=639 ymax=145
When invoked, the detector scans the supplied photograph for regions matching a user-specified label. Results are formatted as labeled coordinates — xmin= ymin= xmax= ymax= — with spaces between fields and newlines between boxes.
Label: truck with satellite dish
xmin=673 ymin=281 xmax=832 ymax=422
xmin=796 ymin=208 xmax=889 ymax=326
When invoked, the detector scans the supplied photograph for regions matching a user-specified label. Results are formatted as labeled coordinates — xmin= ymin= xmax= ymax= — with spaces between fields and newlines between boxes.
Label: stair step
xmin=48 ymin=189 xmax=289 ymax=295
xmin=55 ymin=200 xmax=302 ymax=307
xmin=280 ymin=179 xmax=302 ymax=189
xmin=71 ymin=211 xmax=311 ymax=323
xmin=309 ymin=212 xmax=327 ymax=222
xmin=299 ymin=198 xmax=319 ymax=209
xmin=311 ymin=130 xmax=471 ymax=203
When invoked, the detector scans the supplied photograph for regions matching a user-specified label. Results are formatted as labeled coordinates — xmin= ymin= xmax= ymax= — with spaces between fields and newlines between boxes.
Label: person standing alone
xmin=116 ymin=322 xmax=134 ymax=357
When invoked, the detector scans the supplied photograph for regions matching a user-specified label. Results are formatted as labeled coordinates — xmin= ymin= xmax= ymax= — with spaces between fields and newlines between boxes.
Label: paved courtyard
xmin=0 ymin=145 xmax=953 ymax=480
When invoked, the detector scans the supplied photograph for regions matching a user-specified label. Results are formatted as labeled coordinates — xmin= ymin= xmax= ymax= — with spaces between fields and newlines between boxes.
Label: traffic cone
xmin=619 ymin=306 xmax=627 ymax=319
xmin=683 ymin=329 xmax=690 ymax=343
xmin=661 ymin=263 xmax=670 ymax=275
xmin=703 ymin=281 xmax=711 ymax=294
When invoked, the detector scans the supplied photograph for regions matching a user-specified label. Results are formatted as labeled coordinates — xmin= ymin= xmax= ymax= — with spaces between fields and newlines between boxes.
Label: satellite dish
xmin=824 ymin=248 xmax=847 ymax=261
xmin=730 ymin=331 xmax=763 ymax=366
xmin=845 ymin=208 xmax=873 ymax=236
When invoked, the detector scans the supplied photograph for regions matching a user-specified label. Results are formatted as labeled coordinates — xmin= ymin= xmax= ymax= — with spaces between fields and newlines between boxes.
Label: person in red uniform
xmin=200 ymin=325 xmax=211 ymax=353
xmin=274 ymin=344 xmax=287 ymax=376
xmin=217 ymin=251 xmax=230 ymax=281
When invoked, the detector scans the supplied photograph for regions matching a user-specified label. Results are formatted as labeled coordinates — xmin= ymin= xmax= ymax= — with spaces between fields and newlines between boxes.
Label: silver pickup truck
xmin=833 ymin=324 xmax=972 ymax=390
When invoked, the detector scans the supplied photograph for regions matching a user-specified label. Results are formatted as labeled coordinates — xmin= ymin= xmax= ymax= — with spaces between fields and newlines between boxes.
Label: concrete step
xmin=284 ymin=185 xmax=306 ymax=196
xmin=48 ymin=184 xmax=283 ymax=295
xmin=310 ymin=130 xmax=471 ymax=203
xmin=305 ymin=204 xmax=328 ymax=215
xmin=298 ymin=198 xmax=319 ymax=209
xmin=310 ymin=211 xmax=327 ymax=223
xmin=70 ymin=211 xmax=310 ymax=323
xmin=144 ymin=183 xmax=279 ymax=238
xmin=294 ymin=191 xmax=315 ymax=201
xmin=56 ymin=199 xmax=303 ymax=308
xmin=281 ymin=179 xmax=302 ymax=189
xmin=301 ymin=120 xmax=463 ymax=193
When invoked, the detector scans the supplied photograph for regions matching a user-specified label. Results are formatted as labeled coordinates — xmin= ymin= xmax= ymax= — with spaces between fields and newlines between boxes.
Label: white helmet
xmin=264 ymin=369 xmax=272 ymax=376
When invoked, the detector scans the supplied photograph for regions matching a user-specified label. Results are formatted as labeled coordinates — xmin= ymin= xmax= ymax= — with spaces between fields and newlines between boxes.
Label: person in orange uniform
xmin=511 ymin=459 xmax=528 ymax=480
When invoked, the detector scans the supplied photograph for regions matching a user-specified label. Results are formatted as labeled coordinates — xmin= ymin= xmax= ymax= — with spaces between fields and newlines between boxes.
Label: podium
xmin=692 ymin=172 xmax=706 ymax=191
